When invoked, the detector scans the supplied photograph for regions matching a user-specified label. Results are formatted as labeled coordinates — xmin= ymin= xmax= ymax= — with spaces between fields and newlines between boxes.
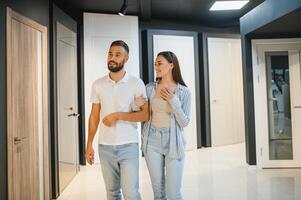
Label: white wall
xmin=84 ymin=13 xmax=140 ymax=163
xmin=207 ymin=37 xmax=245 ymax=147
xmin=153 ymin=35 xmax=197 ymax=151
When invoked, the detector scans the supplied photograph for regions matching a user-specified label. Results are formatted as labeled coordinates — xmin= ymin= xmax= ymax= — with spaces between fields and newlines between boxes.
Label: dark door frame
xmin=50 ymin=4 xmax=79 ymax=198
xmin=201 ymin=33 xmax=241 ymax=147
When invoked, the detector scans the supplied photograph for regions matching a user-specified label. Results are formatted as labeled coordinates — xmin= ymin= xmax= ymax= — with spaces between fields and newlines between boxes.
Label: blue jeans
xmin=98 ymin=143 xmax=141 ymax=200
xmin=144 ymin=126 xmax=185 ymax=200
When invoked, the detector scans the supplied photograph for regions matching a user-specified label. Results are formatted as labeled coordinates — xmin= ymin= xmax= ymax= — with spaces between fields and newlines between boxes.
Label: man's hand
xmin=86 ymin=145 xmax=95 ymax=165
xmin=103 ymin=113 xmax=119 ymax=127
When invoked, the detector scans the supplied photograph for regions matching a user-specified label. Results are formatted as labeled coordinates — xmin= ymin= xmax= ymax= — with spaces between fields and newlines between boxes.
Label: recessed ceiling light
xmin=210 ymin=1 xmax=249 ymax=11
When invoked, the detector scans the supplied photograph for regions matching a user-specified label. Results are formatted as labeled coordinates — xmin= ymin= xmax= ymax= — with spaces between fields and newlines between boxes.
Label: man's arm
xmin=102 ymin=102 xmax=149 ymax=127
xmin=118 ymin=102 xmax=149 ymax=122
xmin=86 ymin=103 xmax=101 ymax=165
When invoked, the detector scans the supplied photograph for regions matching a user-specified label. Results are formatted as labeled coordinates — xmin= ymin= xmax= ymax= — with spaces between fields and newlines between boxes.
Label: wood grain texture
xmin=7 ymin=7 xmax=49 ymax=200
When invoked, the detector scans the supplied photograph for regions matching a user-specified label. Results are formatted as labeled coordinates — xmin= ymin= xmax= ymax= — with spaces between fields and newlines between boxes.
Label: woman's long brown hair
xmin=156 ymin=51 xmax=187 ymax=87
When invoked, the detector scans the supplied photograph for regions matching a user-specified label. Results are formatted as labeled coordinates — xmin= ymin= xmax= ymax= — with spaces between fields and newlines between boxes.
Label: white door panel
xmin=84 ymin=13 xmax=140 ymax=163
xmin=153 ymin=35 xmax=197 ymax=151
xmin=57 ymin=22 xmax=79 ymax=193
xmin=208 ymin=38 xmax=245 ymax=147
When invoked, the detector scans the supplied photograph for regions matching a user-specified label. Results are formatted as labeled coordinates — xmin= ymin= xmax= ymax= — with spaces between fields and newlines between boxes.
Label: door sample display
xmin=252 ymin=39 xmax=301 ymax=168
xmin=6 ymin=7 xmax=50 ymax=200
xmin=153 ymin=34 xmax=198 ymax=150
xmin=56 ymin=22 xmax=80 ymax=194
xmin=84 ymin=13 xmax=140 ymax=163
xmin=207 ymin=37 xmax=245 ymax=147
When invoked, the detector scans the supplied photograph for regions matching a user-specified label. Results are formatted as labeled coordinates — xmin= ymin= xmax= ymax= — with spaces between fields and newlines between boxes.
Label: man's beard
xmin=107 ymin=61 xmax=124 ymax=73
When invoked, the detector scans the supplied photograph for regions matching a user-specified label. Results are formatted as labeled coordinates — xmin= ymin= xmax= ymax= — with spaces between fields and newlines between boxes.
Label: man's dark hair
xmin=110 ymin=40 xmax=129 ymax=54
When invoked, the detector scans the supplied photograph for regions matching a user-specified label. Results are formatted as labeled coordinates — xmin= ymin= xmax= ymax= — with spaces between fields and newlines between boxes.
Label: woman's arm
xmin=168 ymin=89 xmax=191 ymax=128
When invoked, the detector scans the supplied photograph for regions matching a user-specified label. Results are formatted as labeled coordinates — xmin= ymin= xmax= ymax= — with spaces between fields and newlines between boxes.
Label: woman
xmin=134 ymin=51 xmax=191 ymax=200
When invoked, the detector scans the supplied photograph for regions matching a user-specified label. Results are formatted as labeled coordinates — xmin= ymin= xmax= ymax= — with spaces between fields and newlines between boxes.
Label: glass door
xmin=253 ymin=40 xmax=301 ymax=168
xmin=266 ymin=53 xmax=293 ymax=161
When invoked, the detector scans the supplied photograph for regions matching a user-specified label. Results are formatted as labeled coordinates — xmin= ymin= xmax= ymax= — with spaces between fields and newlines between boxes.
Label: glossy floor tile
xmin=59 ymin=162 xmax=78 ymax=193
xmin=57 ymin=143 xmax=301 ymax=200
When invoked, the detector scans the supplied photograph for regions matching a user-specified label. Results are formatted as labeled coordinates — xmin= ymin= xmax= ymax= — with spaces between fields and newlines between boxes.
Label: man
xmin=86 ymin=40 xmax=148 ymax=200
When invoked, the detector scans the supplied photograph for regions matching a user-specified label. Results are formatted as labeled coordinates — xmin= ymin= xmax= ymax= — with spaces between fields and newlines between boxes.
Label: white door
xmin=56 ymin=22 xmax=79 ymax=193
xmin=84 ymin=13 xmax=140 ymax=163
xmin=207 ymin=37 xmax=245 ymax=147
xmin=252 ymin=39 xmax=301 ymax=168
xmin=153 ymin=35 xmax=197 ymax=151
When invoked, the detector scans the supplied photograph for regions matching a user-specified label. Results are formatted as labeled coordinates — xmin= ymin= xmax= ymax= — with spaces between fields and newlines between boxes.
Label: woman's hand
xmin=159 ymin=87 xmax=175 ymax=101
xmin=134 ymin=95 xmax=147 ymax=107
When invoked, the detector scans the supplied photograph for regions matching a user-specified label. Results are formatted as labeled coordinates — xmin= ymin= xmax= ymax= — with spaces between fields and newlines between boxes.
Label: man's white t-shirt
xmin=90 ymin=72 xmax=146 ymax=145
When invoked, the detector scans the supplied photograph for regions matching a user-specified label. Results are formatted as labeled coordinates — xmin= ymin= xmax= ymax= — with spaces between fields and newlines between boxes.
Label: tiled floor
xmin=57 ymin=143 xmax=301 ymax=200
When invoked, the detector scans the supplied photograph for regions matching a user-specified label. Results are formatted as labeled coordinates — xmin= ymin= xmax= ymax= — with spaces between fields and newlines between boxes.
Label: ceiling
xmin=54 ymin=0 xmax=265 ymax=28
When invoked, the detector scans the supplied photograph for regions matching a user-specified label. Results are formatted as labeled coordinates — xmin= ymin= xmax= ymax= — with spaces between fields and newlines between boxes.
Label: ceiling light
xmin=210 ymin=1 xmax=249 ymax=11
xmin=118 ymin=0 xmax=128 ymax=16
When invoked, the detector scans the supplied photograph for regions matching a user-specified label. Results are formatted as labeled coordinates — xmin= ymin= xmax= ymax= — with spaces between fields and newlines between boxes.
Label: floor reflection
xmin=58 ymin=143 xmax=301 ymax=200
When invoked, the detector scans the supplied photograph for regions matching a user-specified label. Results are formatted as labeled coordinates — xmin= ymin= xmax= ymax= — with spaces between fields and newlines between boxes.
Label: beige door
xmin=207 ymin=37 xmax=245 ymax=147
xmin=56 ymin=22 xmax=79 ymax=193
xmin=6 ymin=8 xmax=49 ymax=200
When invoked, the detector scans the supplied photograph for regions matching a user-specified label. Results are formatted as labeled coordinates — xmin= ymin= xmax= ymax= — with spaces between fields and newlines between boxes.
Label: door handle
xmin=68 ymin=113 xmax=80 ymax=117
xmin=269 ymin=98 xmax=277 ymax=101
xmin=294 ymin=106 xmax=301 ymax=108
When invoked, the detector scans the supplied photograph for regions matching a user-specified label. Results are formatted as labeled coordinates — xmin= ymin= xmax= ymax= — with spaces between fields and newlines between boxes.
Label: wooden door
xmin=7 ymin=8 xmax=49 ymax=200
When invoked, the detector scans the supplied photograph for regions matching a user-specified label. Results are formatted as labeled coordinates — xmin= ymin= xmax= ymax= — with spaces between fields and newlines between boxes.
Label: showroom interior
xmin=1 ymin=0 xmax=301 ymax=199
